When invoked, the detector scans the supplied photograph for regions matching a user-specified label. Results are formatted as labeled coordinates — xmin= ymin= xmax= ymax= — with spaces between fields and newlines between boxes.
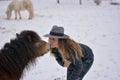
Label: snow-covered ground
xmin=0 ymin=0 xmax=120 ymax=80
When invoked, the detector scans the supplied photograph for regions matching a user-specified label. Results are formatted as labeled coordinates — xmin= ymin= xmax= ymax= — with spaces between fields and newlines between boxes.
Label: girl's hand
xmin=64 ymin=60 xmax=71 ymax=67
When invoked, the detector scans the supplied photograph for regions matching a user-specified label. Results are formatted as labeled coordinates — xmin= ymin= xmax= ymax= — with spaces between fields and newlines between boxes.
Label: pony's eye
xmin=35 ymin=42 xmax=41 ymax=47
xmin=39 ymin=44 xmax=42 ymax=47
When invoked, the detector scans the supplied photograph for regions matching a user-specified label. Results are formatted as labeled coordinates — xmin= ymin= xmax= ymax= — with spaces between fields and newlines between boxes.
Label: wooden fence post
xmin=57 ymin=0 xmax=60 ymax=4
xmin=79 ymin=0 xmax=82 ymax=5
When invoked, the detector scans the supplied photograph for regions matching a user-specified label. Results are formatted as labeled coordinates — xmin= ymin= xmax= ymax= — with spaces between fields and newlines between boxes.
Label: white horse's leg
xmin=14 ymin=10 xmax=17 ymax=20
xmin=28 ymin=8 xmax=34 ymax=19
xmin=28 ymin=10 xmax=32 ymax=19
xmin=18 ymin=11 xmax=21 ymax=19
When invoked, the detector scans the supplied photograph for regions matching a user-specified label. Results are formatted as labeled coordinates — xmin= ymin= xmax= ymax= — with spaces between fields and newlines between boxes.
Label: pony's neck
xmin=9 ymin=8 xmax=12 ymax=12
xmin=0 ymin=40 xmax=36 ymax=80
xmin=8 ymin=3 xmax=13 ymax=12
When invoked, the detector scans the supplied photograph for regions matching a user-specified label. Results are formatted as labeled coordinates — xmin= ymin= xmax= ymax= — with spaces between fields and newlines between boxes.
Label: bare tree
xmin=79 ymin=0 xmax=82 ymax=5
xmin=94 ymin=0 xmax=102 ymax=5
xmin=57 ymin=0 xmax=59 ymax=4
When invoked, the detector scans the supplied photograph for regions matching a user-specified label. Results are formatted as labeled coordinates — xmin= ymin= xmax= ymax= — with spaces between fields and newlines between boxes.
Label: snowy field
xmin=0 ymin=0 xmax=120 ymax=80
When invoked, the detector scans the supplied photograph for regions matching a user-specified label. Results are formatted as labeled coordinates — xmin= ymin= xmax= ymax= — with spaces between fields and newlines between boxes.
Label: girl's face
xmin=49 ymin=38 xmax=59 ymax=48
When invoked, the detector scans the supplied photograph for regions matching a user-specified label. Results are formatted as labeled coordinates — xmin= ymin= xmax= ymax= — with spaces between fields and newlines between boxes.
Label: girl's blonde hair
xmin=58 ymin=38 xmax=83 ymax=63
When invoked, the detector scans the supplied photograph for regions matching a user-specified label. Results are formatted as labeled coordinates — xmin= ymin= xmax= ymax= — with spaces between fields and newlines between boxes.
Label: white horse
xmin=6 ymin=0 xmax=34 ymax=20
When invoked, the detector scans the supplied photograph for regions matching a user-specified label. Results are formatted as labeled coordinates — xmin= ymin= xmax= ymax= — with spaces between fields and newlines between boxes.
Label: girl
xmin=44 ymin=25 xmax=94 ymax=80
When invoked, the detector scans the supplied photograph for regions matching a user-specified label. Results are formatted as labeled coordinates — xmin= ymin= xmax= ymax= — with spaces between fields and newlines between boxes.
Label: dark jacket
xmin=52 ymin=43 xmax=94 ymax=80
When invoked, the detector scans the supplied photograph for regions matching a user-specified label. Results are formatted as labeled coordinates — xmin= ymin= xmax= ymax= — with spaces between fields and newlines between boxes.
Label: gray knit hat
xmin=44 ymin=25 xmax=69 ymax=39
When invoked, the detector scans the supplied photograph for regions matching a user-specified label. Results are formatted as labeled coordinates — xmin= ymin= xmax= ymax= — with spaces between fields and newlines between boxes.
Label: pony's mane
xmin=0 ymin=38 xmax=37 ymax=79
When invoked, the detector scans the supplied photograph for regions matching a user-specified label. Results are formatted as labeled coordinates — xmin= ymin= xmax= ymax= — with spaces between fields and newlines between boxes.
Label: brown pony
xmin=0 ymin=30 xmax=49 ymax=80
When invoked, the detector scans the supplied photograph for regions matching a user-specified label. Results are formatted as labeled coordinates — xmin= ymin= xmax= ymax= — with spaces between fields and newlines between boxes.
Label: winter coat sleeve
xmin=56 ymin=57 xmax=64 ymax=67
xmin=51 ymin=48 xmax=64 ymax=66
xmin=67 ymin=58 xmax=83 ymax=80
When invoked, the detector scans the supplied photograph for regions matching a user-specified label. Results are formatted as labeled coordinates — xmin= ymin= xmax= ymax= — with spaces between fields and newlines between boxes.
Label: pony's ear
xmin=16 ymin=33 xmax=20 ymax=38
xmin=27 ymin=35 xmax=32 ymax=42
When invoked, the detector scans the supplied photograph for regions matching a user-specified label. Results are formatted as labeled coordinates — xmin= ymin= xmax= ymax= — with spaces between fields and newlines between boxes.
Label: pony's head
xmin=16 ymin=30 xmax=49 ymax=57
